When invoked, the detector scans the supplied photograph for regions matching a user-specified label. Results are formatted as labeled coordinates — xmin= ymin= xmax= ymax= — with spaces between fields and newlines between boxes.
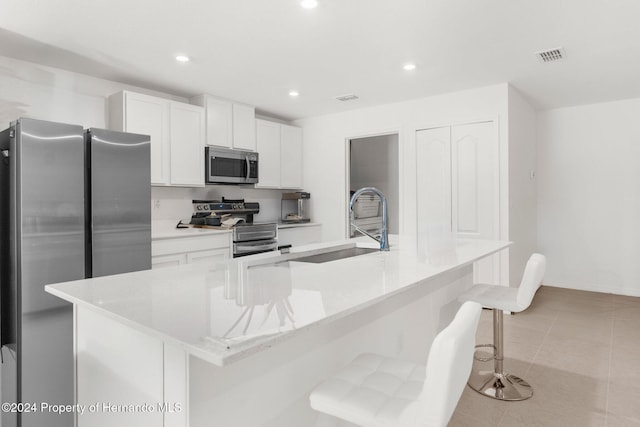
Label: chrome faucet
xmin=349 ymin=187 xmax=389 ymax=251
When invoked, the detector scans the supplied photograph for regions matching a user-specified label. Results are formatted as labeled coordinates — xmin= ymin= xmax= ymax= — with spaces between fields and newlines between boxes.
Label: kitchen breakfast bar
xmin=45 ymin=236 xmax=509 ymax=427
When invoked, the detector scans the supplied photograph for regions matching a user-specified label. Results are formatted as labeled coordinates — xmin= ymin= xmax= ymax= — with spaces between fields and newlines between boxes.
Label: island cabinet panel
xmin=416 ymin=120 xmax=500 ymax=285
xmin=76 ymin=306 xmax=164 ymax=427
xmin=163 ymin=344 xmax=189 ymax=427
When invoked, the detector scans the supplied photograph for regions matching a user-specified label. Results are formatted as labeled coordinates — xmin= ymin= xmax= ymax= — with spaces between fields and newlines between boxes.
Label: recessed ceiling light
xmin=300 ymin=0 xmax=318 ymax=9
xmin=403 ymin=63 xmax=416 ymax=71
xmin=289 ymin=91 xmax=300 ymax=97
xmin=175 ymin=55 xmax=190 ymax=63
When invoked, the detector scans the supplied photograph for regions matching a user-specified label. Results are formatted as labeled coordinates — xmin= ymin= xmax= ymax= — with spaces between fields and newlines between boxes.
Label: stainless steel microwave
xmin=205 ymin=147 xmax=259 ymax=184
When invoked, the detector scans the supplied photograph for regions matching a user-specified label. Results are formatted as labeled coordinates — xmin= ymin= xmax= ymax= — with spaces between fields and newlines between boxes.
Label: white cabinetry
xmin=152 ymin=232 xmax=231 ymax=269
xmin=109 ymin=91 xmax=205 ymax=187
xmin=169 ymin=102 xmax=205 ymax=186
xmin=416 ymin=120 xmax=499 ymax=284
xmin=233 ymin=103 xmax=257 ymax=151
xmin=190 ymin=94 xmax=256 ymax=151
xmin=255 ymin=119 xmax=303 ymax=189
xmin=77 ymin=307 xmax=188 ymax=427
xmin=277 ymin=224 xmax=322 ymax=248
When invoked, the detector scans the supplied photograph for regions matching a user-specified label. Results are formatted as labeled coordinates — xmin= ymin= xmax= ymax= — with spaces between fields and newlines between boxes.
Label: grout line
xmin=523 ymin=310 xmax=559 ymax=378
xmin=604 ymin=309 xmax=615 ymax=427
xmin=496 ymin=309 xmax=558 ymax=426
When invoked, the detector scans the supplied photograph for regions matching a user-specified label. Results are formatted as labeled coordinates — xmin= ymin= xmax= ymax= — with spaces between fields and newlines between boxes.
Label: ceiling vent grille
xmin=535 ymin=47 xmax=566 ymax=63
xmin=335 ymin=94 xmax=359 ymax=102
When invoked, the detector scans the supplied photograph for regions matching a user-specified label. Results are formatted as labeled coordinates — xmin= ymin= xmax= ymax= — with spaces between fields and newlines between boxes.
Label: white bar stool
xmin=309 ymin=301 xmax=482 ymax=427
xmin=459 ymin=253 xmax=546 ymax=401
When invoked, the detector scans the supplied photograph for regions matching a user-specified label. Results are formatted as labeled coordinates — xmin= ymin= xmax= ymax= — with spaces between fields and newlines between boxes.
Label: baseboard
xmin=542 ymin=281 xmax=640 ymax=298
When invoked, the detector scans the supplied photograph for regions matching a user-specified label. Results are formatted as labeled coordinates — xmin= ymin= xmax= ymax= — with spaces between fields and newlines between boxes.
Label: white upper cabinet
xmin=232 ymin=103 xmax=257 ymax=151
xmin=255 ymin=119 xmax=303 ymax=189
xmin=109 ymin=91 xmax=205 ymax=187
xmin=190 ymin=95 xmax=256 ymax=151
xmin=280 ymin=125 xmax=303 ymax=189
xmin=169 ymin=102 xmax=205 ymax=187
xmin=191 ymin=95 xmax=233 ymax=148
xmin=110 ymin=91 xmax=170 ymax=185
xmin=255 ymin=119 xmax=281 ymax=188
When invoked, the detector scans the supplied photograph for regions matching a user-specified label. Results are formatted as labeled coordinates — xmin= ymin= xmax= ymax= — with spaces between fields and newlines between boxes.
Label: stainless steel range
xmin=189 ymin=199 xmax=278 ymax=257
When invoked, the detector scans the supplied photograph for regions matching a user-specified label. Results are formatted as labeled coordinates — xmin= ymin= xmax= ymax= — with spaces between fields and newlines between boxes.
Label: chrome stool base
xmin=468 ymin=369 xmax=533 ymax=401
xmin=468 ymin=308 xmax=533 ymax=401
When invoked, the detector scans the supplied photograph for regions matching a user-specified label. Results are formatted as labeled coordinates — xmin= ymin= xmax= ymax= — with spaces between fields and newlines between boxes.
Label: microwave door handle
xmin=245 ymin=156 xmax=250 ymax=180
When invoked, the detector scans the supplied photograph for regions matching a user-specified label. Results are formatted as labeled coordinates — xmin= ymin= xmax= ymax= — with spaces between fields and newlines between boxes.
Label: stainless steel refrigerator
xmin=0 ymin=118 xmax=151 ymax=427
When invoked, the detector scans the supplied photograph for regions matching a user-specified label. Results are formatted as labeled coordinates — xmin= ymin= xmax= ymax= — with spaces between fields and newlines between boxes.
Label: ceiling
xmin=1 ymin=0 xmax=640 ymax=121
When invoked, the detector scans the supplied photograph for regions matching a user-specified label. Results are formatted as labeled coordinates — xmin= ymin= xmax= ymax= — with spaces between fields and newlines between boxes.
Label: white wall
xmin=537 ymin=98 xmax=640 ymax=296
xmin=0 ymin=55 xmax=188 ymax=128
xmin=350 ymin=134 xmax=399 ymax=233
xmin=294 ymin=84 xmax=509 ymax=245
xmin=507 ymin=86 xmax=538 ymax=285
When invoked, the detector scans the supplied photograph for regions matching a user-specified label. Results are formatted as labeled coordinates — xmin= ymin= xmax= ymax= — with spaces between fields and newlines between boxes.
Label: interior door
xmin=451 ymin=121 xmax=500 ymax=284
xmin=416 ymin=121 xmax=499 ymax=284
xmin=416 ymin=126 xmax=452 ymax=256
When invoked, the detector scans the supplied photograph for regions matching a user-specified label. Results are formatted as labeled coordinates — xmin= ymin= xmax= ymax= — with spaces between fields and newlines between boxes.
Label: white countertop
xmin=152 ymin=220 xmax=232 ymax=239
xmin=151 ymin=220 xmax=319 ymax=240
xmin=46 ymin=236 xmax=509 ymax=366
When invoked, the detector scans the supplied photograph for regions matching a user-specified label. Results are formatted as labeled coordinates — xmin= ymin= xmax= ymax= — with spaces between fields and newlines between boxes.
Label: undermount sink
xmin=292 ymin=247 xmax=379 ymax=264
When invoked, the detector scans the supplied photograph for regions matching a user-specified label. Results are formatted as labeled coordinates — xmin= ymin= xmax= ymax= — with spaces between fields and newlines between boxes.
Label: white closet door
xmin=451 ymin=121 xmax=499 ymax=284
xmin=416 ymin=126 xmax=452 ymax=254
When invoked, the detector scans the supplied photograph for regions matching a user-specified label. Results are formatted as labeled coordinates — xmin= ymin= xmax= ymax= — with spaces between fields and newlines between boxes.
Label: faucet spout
xmin=349 ymin=187 xmax=390 ymax=251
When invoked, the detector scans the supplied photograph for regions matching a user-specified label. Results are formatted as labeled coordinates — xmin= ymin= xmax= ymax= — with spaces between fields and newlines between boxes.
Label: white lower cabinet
xmin=186 ymin=248 xmax=230 ymax=264
xmin=152 ymin=233 xmax=231 ymax=269
xmin=278 ymin=224 xmax=322 ymax=248
xmin=151 ymin=253 xmax=187 ymax=269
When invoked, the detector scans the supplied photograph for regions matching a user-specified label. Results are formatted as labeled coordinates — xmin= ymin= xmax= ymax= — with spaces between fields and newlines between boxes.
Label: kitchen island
xmin=46 ymin=236 xmax=509 ymax=427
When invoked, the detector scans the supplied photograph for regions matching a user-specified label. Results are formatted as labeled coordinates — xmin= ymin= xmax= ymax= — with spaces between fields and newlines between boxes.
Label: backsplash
xmin=151 ymin=186 xmax=290 ymax=223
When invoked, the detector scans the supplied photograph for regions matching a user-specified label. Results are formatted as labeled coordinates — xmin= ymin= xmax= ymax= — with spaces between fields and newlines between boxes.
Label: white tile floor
xmin=450 ymin=286 xmax=640 ymax=427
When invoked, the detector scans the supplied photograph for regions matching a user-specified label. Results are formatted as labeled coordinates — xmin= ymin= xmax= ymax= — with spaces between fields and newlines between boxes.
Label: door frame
xmin=345 ymin=130 xmax=401 ymax=239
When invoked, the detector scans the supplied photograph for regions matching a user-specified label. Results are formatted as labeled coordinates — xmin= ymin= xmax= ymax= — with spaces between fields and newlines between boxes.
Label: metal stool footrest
xmin=473 ymin=343 xmax=496 ymax=362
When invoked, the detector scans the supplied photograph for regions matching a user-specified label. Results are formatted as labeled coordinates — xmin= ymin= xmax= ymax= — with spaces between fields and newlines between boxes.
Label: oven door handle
xmin=235 ymin=242 xmax=277 ymax=251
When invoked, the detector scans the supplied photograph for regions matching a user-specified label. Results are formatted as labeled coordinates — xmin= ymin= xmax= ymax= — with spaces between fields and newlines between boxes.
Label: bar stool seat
xmin=309 ymin=301 xmax=482 ymax=427
xmin=459 ymin=253 xmax=546 ymax=401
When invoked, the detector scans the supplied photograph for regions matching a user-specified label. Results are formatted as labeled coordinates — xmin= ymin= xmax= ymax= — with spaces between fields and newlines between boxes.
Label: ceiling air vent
xmin=335 ymin=94 xmax=359 ymax=102
xmin=535 ymin=47 xmax=566 ymax=63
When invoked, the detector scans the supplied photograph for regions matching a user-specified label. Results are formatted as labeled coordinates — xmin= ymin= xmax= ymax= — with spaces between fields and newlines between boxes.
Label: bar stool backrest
xmin=515 ymin=253 xmax=547 ymax=311
xmin=401 ymin=301 xmax=482 ymax=426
